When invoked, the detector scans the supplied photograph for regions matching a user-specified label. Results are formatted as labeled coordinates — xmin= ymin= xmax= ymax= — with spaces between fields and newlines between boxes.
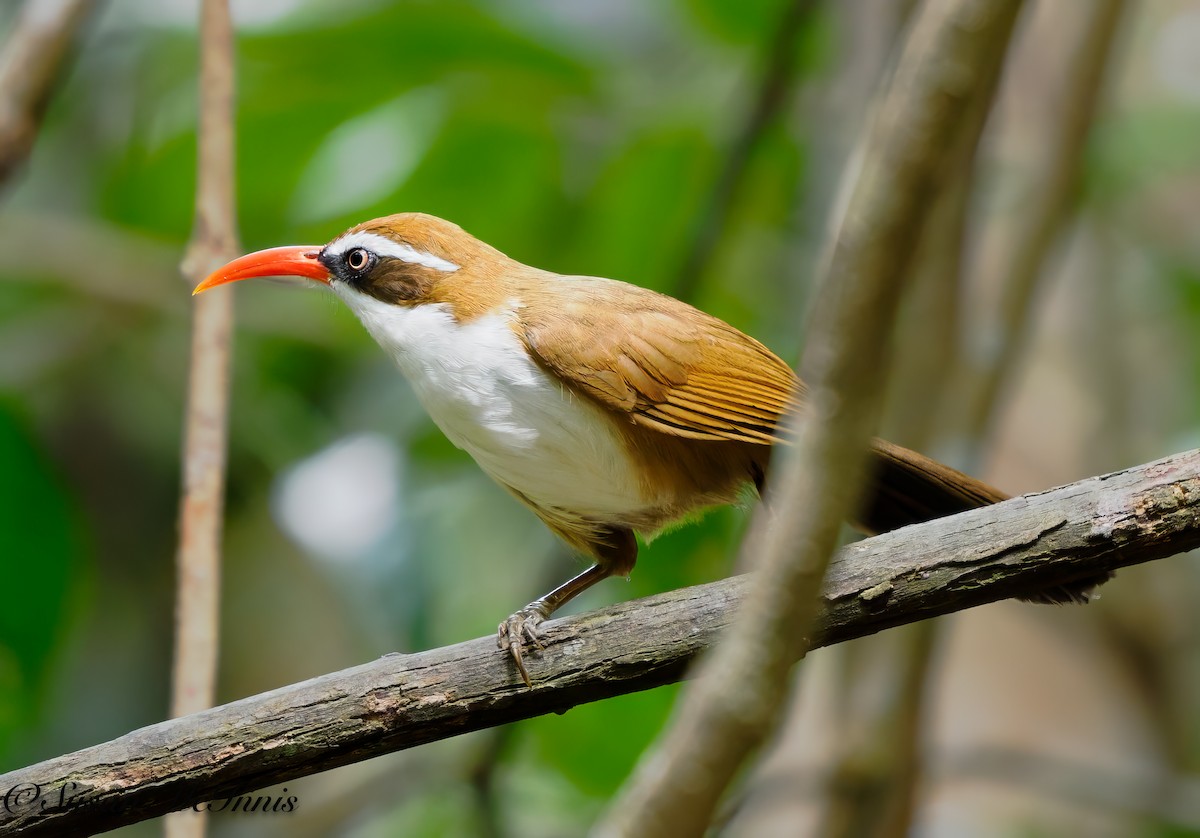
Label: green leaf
xmin=0 ymin=401 xmax=86 ymax=756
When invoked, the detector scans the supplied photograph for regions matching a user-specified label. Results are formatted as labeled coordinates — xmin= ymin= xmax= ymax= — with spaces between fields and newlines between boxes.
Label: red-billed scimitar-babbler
xmin=195 ymin=213 xmax=1109 ymax=685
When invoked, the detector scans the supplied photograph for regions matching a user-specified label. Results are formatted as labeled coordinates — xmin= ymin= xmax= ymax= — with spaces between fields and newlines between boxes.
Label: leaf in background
xmin=1087 ymin=106 xmax=1200 ymax=202
xmin=0 ymin=402 xmax=86 ymax=758
xmin=569 ymin=124 xmax=714 ymax=288
xmin=233 ymin=0 xmax=593 ymax=243
xmin=288 ymin=88 xmax=446 ymax=225
xmin=681 ymin=0 xmax=785 ymax=44
xmin=526 ymin=683 xmax=682 ymax=797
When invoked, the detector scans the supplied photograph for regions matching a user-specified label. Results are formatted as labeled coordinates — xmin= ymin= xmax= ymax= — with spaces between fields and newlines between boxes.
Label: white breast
xmin=330 ymin=284 xmax=649 ymax=522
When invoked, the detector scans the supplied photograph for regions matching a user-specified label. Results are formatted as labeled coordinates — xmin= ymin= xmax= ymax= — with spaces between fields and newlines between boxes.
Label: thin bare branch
xmin=672 ymin=0 xmax=819 ymax=302
xmin=1 ymin=447 xmax=1198 ymax=837
xmin=936 ymin=746 xmax=1200 ymax=830
xmin=169 ymin=1 xmax=240 ymax=835
xmin=0 ymin=0 xmax=94 ymax=187
xmin=955 ymin=0 xmax=1127 ymax=467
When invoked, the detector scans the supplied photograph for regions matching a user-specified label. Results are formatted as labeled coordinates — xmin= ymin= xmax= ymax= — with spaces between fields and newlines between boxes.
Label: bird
xmin=193 ymin=212 xmax=1108 ymax=685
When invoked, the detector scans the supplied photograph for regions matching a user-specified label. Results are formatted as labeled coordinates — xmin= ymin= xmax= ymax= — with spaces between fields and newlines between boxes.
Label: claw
xmin=494 ymin=564 xmax=616 ymax=688
xmin=497 ymin=606 xmax=547 ymax=688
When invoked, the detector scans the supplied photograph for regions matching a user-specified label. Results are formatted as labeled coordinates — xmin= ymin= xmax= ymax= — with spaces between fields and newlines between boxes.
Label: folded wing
xmin=518 ymin=277 xmax=800 ymax=445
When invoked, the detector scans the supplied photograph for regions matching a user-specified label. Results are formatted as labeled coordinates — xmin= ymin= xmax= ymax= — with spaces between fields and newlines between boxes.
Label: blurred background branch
xmin=0 ymin=0 xmax=94 ymax=188
xmin=731 ymin=746 xmax=1200 ymax=831
xmin=167 ymin=1 xmax=239 ymax=836
xmin=600 ymin=2 xmax=1025 ymax=834
xmin=953 ymin=0 xmax=1128 ymax=468
xmin=937 ymin=745 xmax=1200 ymax=829
xmin=811 ymin=3 xmax=1128 ymax=830
xmin=671 ymin=0 xmax=819 ymax=303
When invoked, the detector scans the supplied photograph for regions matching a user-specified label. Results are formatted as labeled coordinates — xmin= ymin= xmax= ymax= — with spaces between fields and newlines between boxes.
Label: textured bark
xmin=1 ymin=448 xmax=1198 ymax=837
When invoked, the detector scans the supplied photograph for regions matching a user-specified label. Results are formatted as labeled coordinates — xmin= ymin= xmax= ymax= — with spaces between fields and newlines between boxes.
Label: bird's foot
xmin=498 ymin=604 xmax=550 ymax=688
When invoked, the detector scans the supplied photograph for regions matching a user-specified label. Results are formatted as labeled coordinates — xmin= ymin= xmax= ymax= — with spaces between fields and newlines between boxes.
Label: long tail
xmin=856 ymin=439 xmax=1111 ymax=604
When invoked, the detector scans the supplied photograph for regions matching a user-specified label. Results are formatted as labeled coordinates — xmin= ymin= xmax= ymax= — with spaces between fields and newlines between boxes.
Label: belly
xmin=418 ymin=373 xmax=650 ymax=522
xmin=342 ymin=295 xmax=663 ymax=525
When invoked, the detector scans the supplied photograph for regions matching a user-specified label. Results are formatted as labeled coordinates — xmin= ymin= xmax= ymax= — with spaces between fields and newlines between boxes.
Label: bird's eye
xmin=345 ymin=248 xmax=371 ymax=272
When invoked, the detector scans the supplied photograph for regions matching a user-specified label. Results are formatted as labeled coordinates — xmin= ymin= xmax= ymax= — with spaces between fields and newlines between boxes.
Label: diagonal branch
xmin=2 ymin=447 xmax=1199 ymax=838
xmin=599 ymin=2 xmax=1028 ymax=834
xmin=955 ymin=0 xmax=1127 ymax=465
xmin=0 ymin=0 xmax=95 ymax=188
xmin=671 ymin=0 xmax=819 ymax=302
xmin=817 ymin=4 xmax=1026 ymax=834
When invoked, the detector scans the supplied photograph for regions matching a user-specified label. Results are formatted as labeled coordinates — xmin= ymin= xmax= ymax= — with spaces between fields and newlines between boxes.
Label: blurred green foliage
xmin=0 ymin=1 xmax=819 ymax=834
xmin=4 ymin=1 xmax=1197 ymax=835
xmin=0 ymin=402 xmax=84 ymax=756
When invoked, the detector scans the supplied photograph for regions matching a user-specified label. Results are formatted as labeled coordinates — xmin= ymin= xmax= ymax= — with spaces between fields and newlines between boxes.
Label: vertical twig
xmin=168 ymin=0 xmax=239 ymax=835
xmin=0 ymin=0 xmax=95 ymax=187
xmin=671 ymin=0 xmax=818 ymax=303
xmin=465 ymin=726 xmax=513 ymax=838
xmin=595 ymin=2 xmax=1025 ymax=836
xmin=954 ymin=0 xmax=1127 ymax=468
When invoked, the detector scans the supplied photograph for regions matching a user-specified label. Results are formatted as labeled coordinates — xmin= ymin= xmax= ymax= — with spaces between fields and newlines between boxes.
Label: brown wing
xmin=518 ymin=277 xmax=800 ymax=445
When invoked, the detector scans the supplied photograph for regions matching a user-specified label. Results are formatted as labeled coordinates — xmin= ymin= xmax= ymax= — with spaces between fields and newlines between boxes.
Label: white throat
xmin=328 ymin=283 xmax=650 ymax=523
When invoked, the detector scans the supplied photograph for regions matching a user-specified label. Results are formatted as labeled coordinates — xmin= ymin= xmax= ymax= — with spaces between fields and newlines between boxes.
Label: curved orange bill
xmin=192 ymin=246 xmax=329 ymax=295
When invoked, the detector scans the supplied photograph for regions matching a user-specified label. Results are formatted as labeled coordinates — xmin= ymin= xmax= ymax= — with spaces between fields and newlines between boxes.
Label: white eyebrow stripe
xmin=325 ymin=230 xmax=460 ymax=273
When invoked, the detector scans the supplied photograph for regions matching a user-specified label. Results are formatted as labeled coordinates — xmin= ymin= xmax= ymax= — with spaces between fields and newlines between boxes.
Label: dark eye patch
xmin=316 ymin=245 xmax=434 ymax=304
xmin=357 ymin=259 xmax=436 ymax=305
xmin=317 ymin=247 xmax=377 ymax=284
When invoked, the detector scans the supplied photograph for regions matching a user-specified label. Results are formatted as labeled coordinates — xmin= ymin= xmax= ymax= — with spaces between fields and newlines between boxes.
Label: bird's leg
xmin=498 ymin=564 xmax=612 ymax=687
xmin=499 ymin=526 xmax=637 ymax=687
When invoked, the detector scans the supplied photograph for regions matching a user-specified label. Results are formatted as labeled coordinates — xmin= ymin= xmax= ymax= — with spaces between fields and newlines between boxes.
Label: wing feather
xmin=519 ymin=276 xmax=799 ymax=445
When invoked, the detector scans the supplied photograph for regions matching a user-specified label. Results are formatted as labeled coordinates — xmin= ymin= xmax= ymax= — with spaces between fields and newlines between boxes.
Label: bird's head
xmin=193 ymin=213 xmax=514 ymax=316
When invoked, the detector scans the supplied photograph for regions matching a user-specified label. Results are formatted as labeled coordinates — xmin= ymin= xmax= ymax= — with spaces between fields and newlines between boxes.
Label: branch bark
xmin=2 ymin=448 xmax=1198 ymax=837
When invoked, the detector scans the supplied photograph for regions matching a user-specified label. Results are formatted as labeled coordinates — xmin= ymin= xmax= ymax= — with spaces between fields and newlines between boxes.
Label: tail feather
xmin=857 ymin=439 xmax=1111 ymax=604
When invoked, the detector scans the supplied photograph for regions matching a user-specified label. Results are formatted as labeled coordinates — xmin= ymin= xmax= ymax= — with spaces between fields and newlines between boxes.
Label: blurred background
xmin=2 ymin=0 xmax=1200 ymax=835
